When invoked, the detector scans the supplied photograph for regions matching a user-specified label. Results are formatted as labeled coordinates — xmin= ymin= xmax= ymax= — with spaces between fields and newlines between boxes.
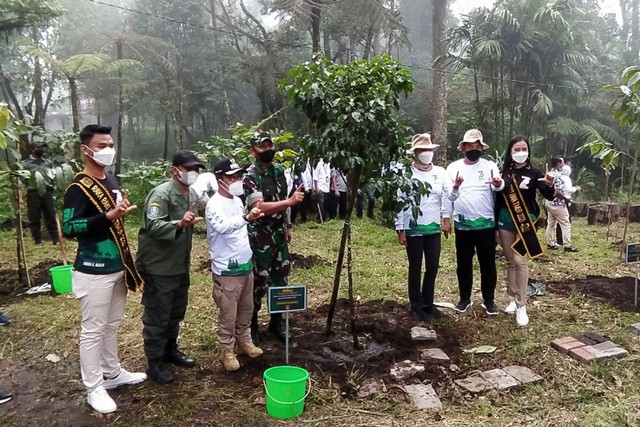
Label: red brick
xmin=583 ymin=332 xmax=607 ymax=344
xmin=574 ymin=335 xmax=597 ymax=346
xmin=569 ymin=347 xmax=596 ymax=363
xmin=551 ymin=337 xmax=585 ymax=354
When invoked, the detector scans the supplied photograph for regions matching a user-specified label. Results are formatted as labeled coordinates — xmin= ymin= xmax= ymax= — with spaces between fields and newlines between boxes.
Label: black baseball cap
xmin=213 ymin=158 xmax=245 ymax=176
xmin=172 ymin=150 xmax=204 ymax=168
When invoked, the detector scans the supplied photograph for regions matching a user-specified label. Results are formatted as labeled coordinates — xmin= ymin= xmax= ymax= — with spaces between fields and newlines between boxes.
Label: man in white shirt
xmin=446 ymin=129 xmax=504 ymax=315
xmin=205 ymin=158 xmax=264 ymax=372
xmin=330 ymin=168 xmax=348 ymax=220
xmin=313 ymin=158 xmax=331 ymax=222
xmin=291 ymin=161 xmax=313 ymax=223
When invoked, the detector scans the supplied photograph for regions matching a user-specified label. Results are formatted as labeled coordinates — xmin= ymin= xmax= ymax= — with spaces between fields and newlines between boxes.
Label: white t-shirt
xmin=395 ymin=166 xmax=456 ymax=235
xmin=191 ymin=172 xmax=219 ymax=207
xmin=205 ymin=192 xmax=253 ymax=276
xmin=314 ymin=160 xmax=331 ymax=193
xmin=446 ymin=158 xmax=503 ymax=230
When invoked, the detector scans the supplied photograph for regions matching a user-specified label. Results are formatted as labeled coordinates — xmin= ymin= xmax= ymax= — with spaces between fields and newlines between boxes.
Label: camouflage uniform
xmin=243 ymin=161 xmax=290 ymax=310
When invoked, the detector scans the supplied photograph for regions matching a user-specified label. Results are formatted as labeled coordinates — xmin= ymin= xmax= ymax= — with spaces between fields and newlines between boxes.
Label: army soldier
xmin=243 ymin=131 xmax=304 ymax=343
xmin=136 ymin=150 xmax=203 ymax=384
xmin=20 ymin=142 xmax=58 ymax=244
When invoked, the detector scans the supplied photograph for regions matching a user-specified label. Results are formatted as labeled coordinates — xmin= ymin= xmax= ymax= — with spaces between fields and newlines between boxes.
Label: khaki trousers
xmin=498 ymin=229 xmax=529 ymax=307
xmin=72 ymin=269 xmax=126 ymax=392
xmin=212 ymin=273 xmax=254 ymax=350
xmin=546 ymin=202 xmax=571 ymax=246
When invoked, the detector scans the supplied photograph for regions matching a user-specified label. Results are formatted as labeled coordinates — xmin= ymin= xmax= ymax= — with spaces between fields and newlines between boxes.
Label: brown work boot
xmin=236 ymin=342 xmax=264 ymax=358
xmin=219 ymin=348 xmax=240 ymax=372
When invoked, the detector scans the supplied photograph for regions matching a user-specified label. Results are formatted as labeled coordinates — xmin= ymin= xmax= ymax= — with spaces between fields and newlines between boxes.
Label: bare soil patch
xmin=0 ymin=258 xmax=59 ymax=303
xmin=548 ymin=275 xmax=640 ymax=312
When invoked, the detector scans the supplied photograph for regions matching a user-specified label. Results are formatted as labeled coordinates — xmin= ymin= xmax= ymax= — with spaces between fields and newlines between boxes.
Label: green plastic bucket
xmin=263 ymin=366 xmax=310 ymax=419
xmin=49 ymin=265 xmax=73 ymax=294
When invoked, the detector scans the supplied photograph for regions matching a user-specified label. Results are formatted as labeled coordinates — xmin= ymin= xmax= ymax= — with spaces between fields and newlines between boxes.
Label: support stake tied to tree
xmin=281 ymin=54 xmax=415 ymax=338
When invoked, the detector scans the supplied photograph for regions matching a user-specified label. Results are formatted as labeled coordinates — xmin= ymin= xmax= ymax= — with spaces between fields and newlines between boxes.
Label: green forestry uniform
xmin=22 ymin=155 xmax=58 ymax=244
xmin=243 ymin=161 xmax=291 ymax=314
xmin=136 ymin=179 xmax=198 ymax=362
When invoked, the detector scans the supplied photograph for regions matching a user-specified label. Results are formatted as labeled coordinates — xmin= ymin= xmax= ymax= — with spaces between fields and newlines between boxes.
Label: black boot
xmin=250 ymin=311 xmax=260 ymax=344
xmin=146 ymin=359 xmax=174 ymax=384
xmin=268 ymin=313 xmax=291 ymax=342
xmin=164 ymin=340 xmax=195 ymax=367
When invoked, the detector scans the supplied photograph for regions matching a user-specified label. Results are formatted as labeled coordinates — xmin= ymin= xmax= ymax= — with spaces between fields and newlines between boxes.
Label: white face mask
xmin=228 ymin=180 xmax=244 ymax=196
xmin=417 ymin=151 xmax=434 ymax=165
xmin=88 ymin=146 xmax=116 ymax=166
xmin=512 ymin=151 xmax=529 ymax=164
xmin=561 ymin=165 xmax=571 ymax=176
xmin=179 ymin=170 xmax=199 ymax=186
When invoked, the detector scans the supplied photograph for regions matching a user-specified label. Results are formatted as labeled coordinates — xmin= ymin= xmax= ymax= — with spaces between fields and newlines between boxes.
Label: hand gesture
xmin=538 ymin=163 xmax=555 ymax=186
xmin=107 ymin=190 xmax=137 ymax=221
xmin=178 ymin=203 xmax=203 ymax=228
xmin=246 ymin=206 xmax=264 ymax=222
xmin=288 ymin=185 xmax=305 ymax=206
xmin=397 ymin=231 xmax=407 ymax=246
xmin=453 ymin=172 xmax=464 ymax=189
xmin=489 ymin=170 xmax=502 ymax=188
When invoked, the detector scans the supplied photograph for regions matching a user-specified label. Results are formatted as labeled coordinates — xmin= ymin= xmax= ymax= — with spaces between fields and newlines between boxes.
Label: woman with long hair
xmin=495 ymin=135 xmax=555 ymax=326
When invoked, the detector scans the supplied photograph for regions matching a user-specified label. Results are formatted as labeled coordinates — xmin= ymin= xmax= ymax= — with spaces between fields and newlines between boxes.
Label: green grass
xmin=1 ymin=217 xmax=640 ymax=426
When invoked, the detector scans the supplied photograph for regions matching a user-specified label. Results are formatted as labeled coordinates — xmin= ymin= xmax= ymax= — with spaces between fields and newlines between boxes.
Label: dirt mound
xmin=237 ymin=299 xmax=464 ymax=398
xmin=548 ymin=275 xmax=640 ymax=312
xmin=289 ymin=252 xmax=330 ymax=269
xmin=0 ymin=258 xmax=60 ymax=301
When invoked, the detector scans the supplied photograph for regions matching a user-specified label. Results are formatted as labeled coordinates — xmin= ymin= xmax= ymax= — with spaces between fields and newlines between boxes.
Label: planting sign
xmin=268 ymin=286 xmax=307 ymax=314
xmin=625 ymin=242 xmax=640 ymax=264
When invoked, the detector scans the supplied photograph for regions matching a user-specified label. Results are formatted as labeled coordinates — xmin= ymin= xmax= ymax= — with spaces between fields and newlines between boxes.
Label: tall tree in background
xmin=431 ymin=0 xmax=447 ymax=161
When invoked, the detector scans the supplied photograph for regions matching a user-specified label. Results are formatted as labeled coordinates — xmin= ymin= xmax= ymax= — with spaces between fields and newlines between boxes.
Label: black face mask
xmin=258 ymin=149 xmax=276 ymax=163
xmin=465 ymin=149 xmax=482 ymax=162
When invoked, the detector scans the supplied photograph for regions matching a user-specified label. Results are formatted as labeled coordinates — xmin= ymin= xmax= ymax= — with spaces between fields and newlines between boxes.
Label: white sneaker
xmin=103 ymin=368 xmax=147 ymax=390
xmin=515 ymin=306 xmax=529 ymax=327
xmin=504 ymin=301 xmax=517 ymax=315
xmin=87 ymin=387 xmax=117 ymax=414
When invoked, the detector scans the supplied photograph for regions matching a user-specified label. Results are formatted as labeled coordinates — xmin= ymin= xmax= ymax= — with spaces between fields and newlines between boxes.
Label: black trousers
xmin=27 ymin=189 xmax=58 ymax=243
xmin=454 ymin=228 xmax=496 ymax=304
xmin=329 ymin=191 xmax=347 ymax=220
xmin=406 ymin=233 xmax=441 ymax=310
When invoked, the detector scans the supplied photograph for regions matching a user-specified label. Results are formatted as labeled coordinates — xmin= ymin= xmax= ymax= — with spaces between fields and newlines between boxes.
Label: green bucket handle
xmin=263 ymin=377 xmax=311 ymax=406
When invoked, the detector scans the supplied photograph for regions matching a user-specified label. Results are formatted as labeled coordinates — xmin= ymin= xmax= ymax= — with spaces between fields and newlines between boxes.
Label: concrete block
xmin=480 ymin=369 xmax=519 ymax=390
xmin=502 ymin=365 xmax=543 ymax=384
xmin=455 ymin=375 xmax=492 ymax=393
xmin=404 ymin=384 xmax=442 ymax=410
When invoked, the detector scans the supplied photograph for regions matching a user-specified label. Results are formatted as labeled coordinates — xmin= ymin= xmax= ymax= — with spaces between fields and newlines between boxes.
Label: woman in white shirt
xmin=396 ymin=134 xmax=460 ymax=321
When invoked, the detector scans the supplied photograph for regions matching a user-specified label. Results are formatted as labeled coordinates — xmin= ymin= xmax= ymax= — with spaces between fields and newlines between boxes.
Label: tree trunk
xmin=115 ymin=39 xmax=124 ymax=182
xmin=432 ymin=0 xmax=448 ymax=162
xmin=310 ymin=3 xmax=321 ymax=54
xmin=622 ymin=144 xmax=639 ymax=243
xmin=325 ymin=163 xmax=363 ymax=335
xmin=209 ymin=0 xmax=220 ymax=49
xmin=163 ymin=112 xmax=170 ymax=160
xmin=31 ymin=28 xmax=45 ymax=128
xmin=69 ymin=77 xmax=81 ymax=160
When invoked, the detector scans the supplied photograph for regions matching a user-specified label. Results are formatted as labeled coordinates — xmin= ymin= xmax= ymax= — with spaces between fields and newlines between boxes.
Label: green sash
xmin=502 ymin=175 xmax=544 ymax=259
xmin=70 ymin=173 xmax=144 ymax=291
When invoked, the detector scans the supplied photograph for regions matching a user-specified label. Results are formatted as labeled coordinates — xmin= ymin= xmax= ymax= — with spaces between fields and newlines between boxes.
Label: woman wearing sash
xmin=495 ymin=136 xmax=555 ymax=327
